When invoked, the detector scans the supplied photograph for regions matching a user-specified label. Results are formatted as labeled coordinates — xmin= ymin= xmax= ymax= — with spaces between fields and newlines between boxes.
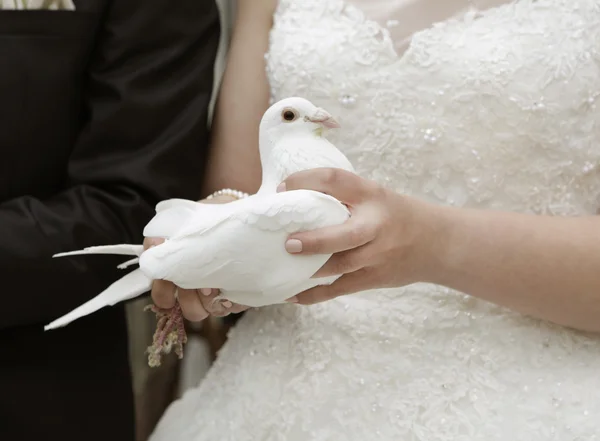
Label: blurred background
xmin=127 ymin=1 xmax=236 ymax=439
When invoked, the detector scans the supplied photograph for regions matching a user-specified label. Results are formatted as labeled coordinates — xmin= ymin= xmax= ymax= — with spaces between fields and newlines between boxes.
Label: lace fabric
xmin=151 ymin=1 xmax=600 ymax=439
xmin=343 ymin=0 xmax=511 ymax=53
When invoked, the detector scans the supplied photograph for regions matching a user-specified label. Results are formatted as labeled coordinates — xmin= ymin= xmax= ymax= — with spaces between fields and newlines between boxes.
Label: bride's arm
xmin=279 ymin=169 xmax=600 ymax=333
xmin=430 ymin=205 xmax=600 ymax=332
xmin=201 ymin=0 xmax=277 ymax=197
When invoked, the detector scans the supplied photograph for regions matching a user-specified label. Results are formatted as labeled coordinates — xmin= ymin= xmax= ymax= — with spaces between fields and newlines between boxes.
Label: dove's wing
xmin=139 ymin=190 xmax=349 ymax=299
xmin=44 ymin=268 xmax=152 ymax=330
xmin=144 ymin=201 xmax=201 ymax=238
xmin=144 ymin=198 xmax=239 ymax=239
xmin=155 ymin=198 xmax=203 ymax=213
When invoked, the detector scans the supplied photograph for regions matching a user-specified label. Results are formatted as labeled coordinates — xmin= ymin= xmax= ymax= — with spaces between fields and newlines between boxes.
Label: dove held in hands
xmin=45 ymin=97 xmax=355 ymax=331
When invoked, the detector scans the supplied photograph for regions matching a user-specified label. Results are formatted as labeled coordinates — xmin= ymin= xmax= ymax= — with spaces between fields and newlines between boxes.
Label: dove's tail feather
xmin=53 ymin=244 xmax=144 ymax=258
xmin=44 ymin=268 xmax=152 ymax=331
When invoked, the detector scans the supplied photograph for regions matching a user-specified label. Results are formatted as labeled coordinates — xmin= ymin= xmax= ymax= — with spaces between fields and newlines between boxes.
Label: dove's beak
xmin=305 ymin=108 xmax=341 ymax=129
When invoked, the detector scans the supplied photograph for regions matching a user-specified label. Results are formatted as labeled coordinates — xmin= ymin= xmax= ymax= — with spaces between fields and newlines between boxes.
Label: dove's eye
xmin=282 ymin=109 xmax=297 ymax=122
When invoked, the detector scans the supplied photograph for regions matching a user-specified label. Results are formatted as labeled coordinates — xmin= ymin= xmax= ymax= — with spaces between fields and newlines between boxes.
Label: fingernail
xmin=285 ymin=239 xmax=303 ymax=253
xmin=286 ymin=296 xmax=298 ymax=303
xmin=200 ymin=288 xmax=212 ymax=296
xmin=276 ymin=182 xmax=286 ymax=193
xmin=222 ymin=300 xmax=233 ymax=308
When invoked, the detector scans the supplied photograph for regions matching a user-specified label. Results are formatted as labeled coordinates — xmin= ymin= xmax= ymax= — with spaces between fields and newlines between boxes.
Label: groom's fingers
xmin=279 ymin=168 xmax=378 ymax=205
xmin=151 ymin=279 xmax=177 ymax=309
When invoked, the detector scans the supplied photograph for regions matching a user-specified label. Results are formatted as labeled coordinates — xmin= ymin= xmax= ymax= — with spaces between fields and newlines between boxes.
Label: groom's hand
xmin=143 ymin=195 xmax=249 ymax=321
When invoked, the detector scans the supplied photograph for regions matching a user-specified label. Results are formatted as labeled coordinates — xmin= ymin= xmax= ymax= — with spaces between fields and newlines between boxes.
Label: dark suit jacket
xmin=0 ymin=1 xmax=219 ymax=440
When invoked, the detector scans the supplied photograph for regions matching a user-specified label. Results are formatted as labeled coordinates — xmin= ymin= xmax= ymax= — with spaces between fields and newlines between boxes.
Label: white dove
xmin=45 ymin=97 xmax=354 ymax=331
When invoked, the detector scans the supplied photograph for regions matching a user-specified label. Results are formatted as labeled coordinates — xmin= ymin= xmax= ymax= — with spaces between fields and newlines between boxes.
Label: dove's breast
xmin=138 ymin=190 xmax=349 ymax=305
xmin=260 ymin=134 xmax=354 ymax=191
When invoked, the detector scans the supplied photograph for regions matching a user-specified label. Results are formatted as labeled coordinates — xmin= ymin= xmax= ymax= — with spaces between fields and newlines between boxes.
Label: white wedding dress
xmin=151 ymin=0 xmax=600 ymax=439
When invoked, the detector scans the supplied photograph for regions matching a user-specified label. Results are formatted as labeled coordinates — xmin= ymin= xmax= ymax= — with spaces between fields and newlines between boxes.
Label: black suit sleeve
xmin=0 ymin=0 xmax=220 ymax=329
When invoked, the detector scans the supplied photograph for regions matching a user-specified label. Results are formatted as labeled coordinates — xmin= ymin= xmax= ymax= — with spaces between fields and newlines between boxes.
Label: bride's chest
xmin=266 ymin=0 xmax=600 ymax=213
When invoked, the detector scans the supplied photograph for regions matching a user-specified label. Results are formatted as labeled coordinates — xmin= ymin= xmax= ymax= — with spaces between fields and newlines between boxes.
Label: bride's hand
xmin=144 ymin=194 xmax=249 ymax=321
xmin=279 ymin=168 xmax=442 ymax=305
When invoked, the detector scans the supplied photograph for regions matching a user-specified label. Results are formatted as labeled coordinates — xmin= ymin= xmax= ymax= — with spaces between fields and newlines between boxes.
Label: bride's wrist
xmin=417 ymin=203 xmax=472 ymax=287
xmin=407 ymin=199 xmax=460 ymax=285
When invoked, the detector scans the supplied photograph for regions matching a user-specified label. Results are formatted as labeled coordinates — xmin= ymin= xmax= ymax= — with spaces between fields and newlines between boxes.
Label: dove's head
xmin=259 ymin=97 xmax=340 ymax=139
xmin=257 ymin=97 xmax=354 ymax=193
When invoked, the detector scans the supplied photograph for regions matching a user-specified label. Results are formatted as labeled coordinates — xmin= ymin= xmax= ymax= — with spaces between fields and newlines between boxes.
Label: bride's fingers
xmin=213 ymin=299 xmax=248 ymax=315
xmin=312 ymin=245 xmax=371 ymax=278
xmin=295 ymin=269 xmax=373 ymax=305
xmin=197 ymin=289 xmax=231 ymax=317
xmin=193 ymin=288 xmax=249 ymax=316
xmin=178 ymin=288 xmax=209 ymax=322
xmin=286 ymin=219 xmax=375 ymax=256
xmin=279 ymin=168 xmax=377 ymax=205
xmin=143 ymin=237 xmax=165 ymax=251
xmin=146 ymin=239 xmax=176 ymax=308
xmin=151 ymin=279 xmax=177 ymax=309
xmin=229 ymin=304 xmax=250 ymax=314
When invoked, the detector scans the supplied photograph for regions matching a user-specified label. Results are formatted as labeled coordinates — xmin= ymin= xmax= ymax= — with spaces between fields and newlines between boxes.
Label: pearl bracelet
xmin=206 ymin=188 xmax=250 ymax=201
